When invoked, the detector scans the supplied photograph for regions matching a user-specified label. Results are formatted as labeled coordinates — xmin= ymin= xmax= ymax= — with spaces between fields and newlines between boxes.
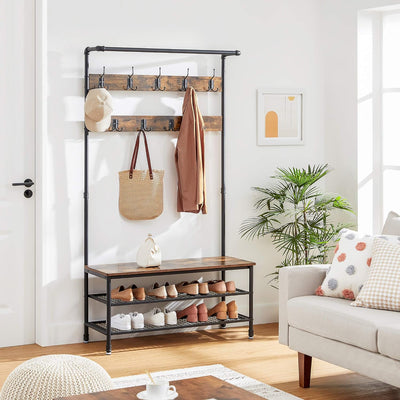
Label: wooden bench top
xmin=85 ymin=256 xmax=255 ymax=277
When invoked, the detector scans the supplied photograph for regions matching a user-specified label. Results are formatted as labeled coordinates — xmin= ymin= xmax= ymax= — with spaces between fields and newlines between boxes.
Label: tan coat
xmin=175 ymin=87 xmax=207 ymax=214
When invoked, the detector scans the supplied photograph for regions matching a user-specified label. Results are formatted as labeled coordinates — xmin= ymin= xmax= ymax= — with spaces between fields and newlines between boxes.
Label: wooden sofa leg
xmin=298 ymin=352 xmax=312 ymax=388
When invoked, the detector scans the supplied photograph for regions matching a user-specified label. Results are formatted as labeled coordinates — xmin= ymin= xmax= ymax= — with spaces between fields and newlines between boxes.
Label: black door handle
xmin=12 ymin=179 xmax=34 ymax=188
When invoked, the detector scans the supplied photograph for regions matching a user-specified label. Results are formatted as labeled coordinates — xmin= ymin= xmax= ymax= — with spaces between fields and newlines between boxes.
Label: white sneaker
xmin=111 ymin=313 xmax=131 ymax=331
xmin=143 ymin=308 xmax=165 ymax=326
xmin=129 ymin=312 xmax=144 ymax=329
xmin=165 ymin=309 xmax=177 ymax=325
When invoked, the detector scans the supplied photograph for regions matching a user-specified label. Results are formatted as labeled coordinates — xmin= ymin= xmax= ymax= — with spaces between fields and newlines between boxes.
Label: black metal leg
xmin=220 ymin=270 xmax=226 ymax=328
xmin=221 ymin=270 xmax=226 ymax=303
xmin=221 ymin=55 xmax=226 ymax=257
xmin=83 ymin=50 xmax=90 ymax=344
xmin=106 ymin=277 xmax=112 ymax=354
xmin=83 ymin=271 xmax=89 ymax=342
xmin=248 ymin=266 xmax=254 ymax=339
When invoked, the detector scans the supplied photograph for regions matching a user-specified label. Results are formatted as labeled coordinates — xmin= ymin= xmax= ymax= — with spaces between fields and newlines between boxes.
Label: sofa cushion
xmin=382 ymin=211 xmax=400 ymax=235
xmin=317 ymin=229 xmax=400 ymax=300
xmin=287 ymin=295 xmax=400 ymax=352
xmin=352 ymin=239 xmax=400 ymax=312
xmin=378 ymin=325 xmax=400 ymax=361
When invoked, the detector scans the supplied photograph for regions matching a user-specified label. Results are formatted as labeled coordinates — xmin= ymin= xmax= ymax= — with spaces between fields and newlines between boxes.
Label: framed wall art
xmin=257 ymin=88 xmax=304 ymax=146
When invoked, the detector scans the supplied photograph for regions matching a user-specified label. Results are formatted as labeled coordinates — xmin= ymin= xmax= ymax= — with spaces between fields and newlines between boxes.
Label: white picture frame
xmin=257 ymin=88 xmax=304 ymax=146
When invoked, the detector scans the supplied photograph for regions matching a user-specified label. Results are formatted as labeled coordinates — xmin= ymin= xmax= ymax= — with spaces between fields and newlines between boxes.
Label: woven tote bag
xmin=119 ymin=130 xmax=164 ymax=220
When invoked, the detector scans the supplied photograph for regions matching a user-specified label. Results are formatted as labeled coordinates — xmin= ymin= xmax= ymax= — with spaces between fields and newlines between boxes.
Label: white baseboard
xmin=254 ymin=302 xmax=279 ymax=324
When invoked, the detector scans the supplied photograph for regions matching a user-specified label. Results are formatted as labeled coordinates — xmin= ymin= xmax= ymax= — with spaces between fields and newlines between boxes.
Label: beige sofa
xmin=279 ymin=264 xmax=400 ymax=388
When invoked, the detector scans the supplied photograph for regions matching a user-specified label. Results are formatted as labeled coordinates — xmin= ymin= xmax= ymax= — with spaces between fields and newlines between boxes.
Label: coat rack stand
xmin=83 ymin=46 xmax=255 ymax=354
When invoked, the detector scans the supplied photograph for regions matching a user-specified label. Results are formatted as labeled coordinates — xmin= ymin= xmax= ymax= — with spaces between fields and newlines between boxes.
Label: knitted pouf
xmin=0 ymin=354 xmax=114 ymax=400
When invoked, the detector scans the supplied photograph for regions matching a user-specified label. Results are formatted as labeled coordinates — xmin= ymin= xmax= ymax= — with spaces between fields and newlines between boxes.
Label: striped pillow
xmin=352 ymin=238 xmax=400 ymax=311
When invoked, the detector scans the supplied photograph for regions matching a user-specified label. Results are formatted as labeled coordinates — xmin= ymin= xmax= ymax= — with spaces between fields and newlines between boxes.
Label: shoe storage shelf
xmin=85 ymin=256 xmax=255 ymax=354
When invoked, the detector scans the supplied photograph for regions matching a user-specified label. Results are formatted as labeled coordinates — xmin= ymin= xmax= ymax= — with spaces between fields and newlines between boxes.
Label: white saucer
xmin=137 ymin=389 xmax=178 ymax=400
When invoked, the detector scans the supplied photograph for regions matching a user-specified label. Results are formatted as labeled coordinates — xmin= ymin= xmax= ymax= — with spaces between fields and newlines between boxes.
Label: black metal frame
xmin=83 ymin=46 xmax=251 ymax=354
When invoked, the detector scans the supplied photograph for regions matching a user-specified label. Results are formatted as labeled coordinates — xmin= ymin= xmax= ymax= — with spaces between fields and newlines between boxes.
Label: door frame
xmin=35 ymin=0 xmax=47 ymax=345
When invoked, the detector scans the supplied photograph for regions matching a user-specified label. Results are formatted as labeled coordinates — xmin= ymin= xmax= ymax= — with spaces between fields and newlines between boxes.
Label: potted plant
xmin=240 ymin=164 xmax=353 ymax=288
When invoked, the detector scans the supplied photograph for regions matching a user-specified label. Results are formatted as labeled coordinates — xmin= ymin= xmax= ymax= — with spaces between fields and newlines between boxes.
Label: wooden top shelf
xmin=85 ymin=256 xmax=255 ymax=278
xmin=89 ymin=74 xmax=222 ymax=92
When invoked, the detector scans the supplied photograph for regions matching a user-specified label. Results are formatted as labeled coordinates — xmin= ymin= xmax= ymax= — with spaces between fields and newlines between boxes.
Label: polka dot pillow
xmin=316 ymin=229 xmax=400 ymax=300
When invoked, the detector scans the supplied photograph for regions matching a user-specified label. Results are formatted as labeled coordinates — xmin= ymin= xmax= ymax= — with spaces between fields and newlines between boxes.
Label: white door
xmin=0 ymin=0 xmax=35 ymax=347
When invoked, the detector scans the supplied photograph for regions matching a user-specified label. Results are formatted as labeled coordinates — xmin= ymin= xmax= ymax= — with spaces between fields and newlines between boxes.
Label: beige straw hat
xmin=84 ymin=88 xmax=113 ymax=132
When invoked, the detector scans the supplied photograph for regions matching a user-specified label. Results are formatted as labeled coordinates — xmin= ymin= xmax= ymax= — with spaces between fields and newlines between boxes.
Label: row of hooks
xmin=108 ymin=118 xmax=175 ymax=132
xmin=98 ymin=66 xmax=219 ymax=92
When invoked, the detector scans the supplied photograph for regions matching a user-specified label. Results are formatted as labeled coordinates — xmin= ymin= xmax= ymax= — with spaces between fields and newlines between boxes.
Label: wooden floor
xmin=1 ymin=324 xmax=399 ymax=400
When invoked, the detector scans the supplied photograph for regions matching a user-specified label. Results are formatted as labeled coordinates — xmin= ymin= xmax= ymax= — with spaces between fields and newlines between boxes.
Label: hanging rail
xmin=84 ymin=46 xmax=240 ymax=56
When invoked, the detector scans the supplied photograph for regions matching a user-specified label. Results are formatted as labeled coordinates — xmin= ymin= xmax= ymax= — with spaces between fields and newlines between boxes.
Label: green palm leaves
xmin=240 ymin=164 xmax=353 ymax=288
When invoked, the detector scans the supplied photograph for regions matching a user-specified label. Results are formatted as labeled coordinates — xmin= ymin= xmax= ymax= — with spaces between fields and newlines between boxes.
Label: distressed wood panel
xmin=100 ymin=115 xmax=222 ymax=132
xmin=89 ymin=74 xmax=222 ymax=92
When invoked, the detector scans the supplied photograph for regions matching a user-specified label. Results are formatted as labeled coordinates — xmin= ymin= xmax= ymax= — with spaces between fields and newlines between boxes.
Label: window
xmin=358 ymin=9 xmax=400 ymax=233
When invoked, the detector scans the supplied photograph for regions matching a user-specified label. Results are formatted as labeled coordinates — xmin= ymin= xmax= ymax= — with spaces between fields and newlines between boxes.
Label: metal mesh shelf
xmin=87 ymin=314 xmax=250 ymax=336
xmin=88 ymin=288 xmax=249 ymax=306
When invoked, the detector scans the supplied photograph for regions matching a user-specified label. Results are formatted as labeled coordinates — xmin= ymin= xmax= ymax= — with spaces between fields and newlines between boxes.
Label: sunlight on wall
xmin=358 ymin=13 xmax=374 ymax=233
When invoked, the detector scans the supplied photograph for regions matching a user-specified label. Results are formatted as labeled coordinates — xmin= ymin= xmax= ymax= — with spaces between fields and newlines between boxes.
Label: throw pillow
xmin=352 ymin=238 xmax=400 ymax=311
xmin=382 ymin=211 xmax=400 ymax=235
xmin=316 ymin=229 xmax=400 ymax=300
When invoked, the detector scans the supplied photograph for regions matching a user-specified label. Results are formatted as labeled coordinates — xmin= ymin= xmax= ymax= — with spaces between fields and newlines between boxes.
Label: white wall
xmin=37 ymin=0 xmax=328 ymax=346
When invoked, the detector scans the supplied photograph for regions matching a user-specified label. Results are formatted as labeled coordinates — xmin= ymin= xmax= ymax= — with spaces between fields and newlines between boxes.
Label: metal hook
xmin=208 ymin=68 xmax=219 ymax=92
xmin=163 ymin=119 xmax=175 ymax=131
xmin=153 ymin=67 xmax=166 ymax=91
xmin=180 ymin=68 xmax=190 ymax=91
xmin=98 ymin=66 xmax=106 ymax=88
xmin=109 ymin=119 xmax=122 ymax=132
xmin=140 ymin=119 xmax=152 ymax=131
xmin=126 ymin=66 xmax=138 ymax=91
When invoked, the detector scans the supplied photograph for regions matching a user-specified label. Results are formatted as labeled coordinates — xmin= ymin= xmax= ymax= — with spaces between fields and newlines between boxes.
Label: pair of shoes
xmin=111 ymin=312 xmax=144 ymax=330
xmin=111 ymin=285 xmax=146 ymax=301
xmin=147 ymin=282 xmax=177 ymax=299
xmin=176 ymin=281 xmax=209 ymax=296
xmin=207 ymin=280 xmax=236 ymax=294
xmin=143 ymin=308 xmax=177 ymax=326
xmin=208 ymin=301 xmax=238 ymax=320
xmin=177 ymin=303 xmax=208 ymax=323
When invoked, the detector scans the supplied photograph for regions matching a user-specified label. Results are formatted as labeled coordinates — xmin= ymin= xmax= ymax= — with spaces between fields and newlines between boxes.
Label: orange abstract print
xmin=265 ymin=111 xmax=278 ymax=138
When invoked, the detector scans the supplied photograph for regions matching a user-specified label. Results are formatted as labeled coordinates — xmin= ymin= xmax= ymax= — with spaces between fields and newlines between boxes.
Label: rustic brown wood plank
xmin=85 ymin=256 xmax=255 ymax=277
xmin=89 ymin=74 xmax=222 ymax=92
xmin=103 ymin=115 xmax=221 ymax=132
xmin=57 ymin=376 xmax=265 ymax=399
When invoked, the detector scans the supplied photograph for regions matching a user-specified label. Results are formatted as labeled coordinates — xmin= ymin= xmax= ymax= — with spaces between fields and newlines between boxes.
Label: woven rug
xmin=113 ymin=364 xmax=302 ymax=400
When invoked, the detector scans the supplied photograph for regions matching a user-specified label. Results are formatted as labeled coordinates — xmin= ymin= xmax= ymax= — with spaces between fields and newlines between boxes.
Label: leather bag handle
xmin=129 ymin=130 xmax=153 ymax=180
